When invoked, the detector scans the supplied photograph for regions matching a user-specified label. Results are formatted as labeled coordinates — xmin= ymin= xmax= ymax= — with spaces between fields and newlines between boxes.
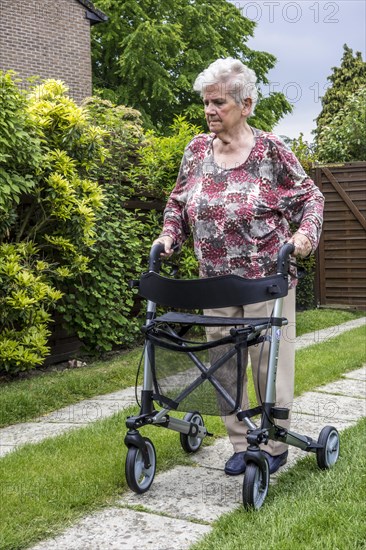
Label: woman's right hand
xmin=152 ymin=235 xmax=175 ymax=257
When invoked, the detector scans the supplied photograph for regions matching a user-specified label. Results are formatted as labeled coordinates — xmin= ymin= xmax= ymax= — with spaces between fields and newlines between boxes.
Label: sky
xmin=231 ymin=0 xmax=366 ymax=143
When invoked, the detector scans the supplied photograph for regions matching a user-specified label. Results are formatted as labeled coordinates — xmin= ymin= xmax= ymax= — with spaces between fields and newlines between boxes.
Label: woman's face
xmin=203 ymin=84 xmax=250 ymax=135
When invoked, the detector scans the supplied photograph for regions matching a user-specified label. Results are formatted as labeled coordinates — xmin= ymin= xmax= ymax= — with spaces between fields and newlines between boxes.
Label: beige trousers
xmin=204 ymin=288 xmax=296 ymax=456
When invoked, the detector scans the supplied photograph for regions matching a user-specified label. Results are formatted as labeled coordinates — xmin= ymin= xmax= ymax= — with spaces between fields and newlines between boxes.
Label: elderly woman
xmin=153 ymin=58 xmax=324 ymax=476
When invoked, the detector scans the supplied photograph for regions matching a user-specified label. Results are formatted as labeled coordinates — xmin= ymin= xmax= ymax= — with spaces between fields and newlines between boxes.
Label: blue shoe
xmin=263 ymin=450 xmax=288 ymax=474
xmin=224 ymin=452 xmax=246 ymax=475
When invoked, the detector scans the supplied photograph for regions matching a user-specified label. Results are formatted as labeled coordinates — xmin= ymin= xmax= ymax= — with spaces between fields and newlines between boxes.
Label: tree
xmin=289 ymin=133 xmax=317 ymax=175
xmin=92 ymin=0 xmax=291 ymax=131
xmin=316 ymin=85 xmax=366 ymax=163
xmin=314 ymin=44 xmax=366 ymax=146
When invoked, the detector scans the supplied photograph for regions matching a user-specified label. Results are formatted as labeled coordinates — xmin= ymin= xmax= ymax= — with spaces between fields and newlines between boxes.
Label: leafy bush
xmin=0 ymin=75 xmax=105 ymax=373
xmin=19 ymin=80 xmax=106 ymax=276
xmin=289 ymin=135 xmax=319 ymax=309
xmin=128 ymin=115 xmax=202 ymax=199
xmin=295 ymin=255 xmax=317 ymax=310
xmin=127 ymin=115 xmax=201 ymax=278
xmin=290 ymin=133 xmax=317 ymax=174
xmin=0 ymin=243 xmax=62 ymax=372
xmin=0 ymin=71 xmax=42 ymax=236
xmin=1 ymin=85 xmax=199 ymax=364
xmin=58 ymin=207 xmax=162 ymax=352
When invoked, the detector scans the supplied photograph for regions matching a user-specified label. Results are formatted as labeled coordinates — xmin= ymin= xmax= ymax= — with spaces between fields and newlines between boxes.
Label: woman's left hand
xmin=289 ymin=232 xmax=312 ymax=257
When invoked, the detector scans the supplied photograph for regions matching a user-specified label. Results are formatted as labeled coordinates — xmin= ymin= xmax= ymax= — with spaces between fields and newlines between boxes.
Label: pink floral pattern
xmin=160 ymin=129 xmax=324 ymax=286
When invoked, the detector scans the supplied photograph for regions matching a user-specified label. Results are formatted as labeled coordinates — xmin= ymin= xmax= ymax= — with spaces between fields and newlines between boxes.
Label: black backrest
xmin=138 ymin=272 xmax=288 ymax=309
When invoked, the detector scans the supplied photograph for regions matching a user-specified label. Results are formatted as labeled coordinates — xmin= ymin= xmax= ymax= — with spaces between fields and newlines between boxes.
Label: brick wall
xmin=0 ymin=0 xmax=94 ymax=103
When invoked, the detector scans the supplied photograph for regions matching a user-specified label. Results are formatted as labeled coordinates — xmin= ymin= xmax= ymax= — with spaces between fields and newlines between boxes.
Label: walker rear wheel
xmin=125 ymin=437 xmax=156 ymax=494
xmin=242 ymin=460 xmax=270 ymax=510
xmin=180 ymin=412 xmax=205 ymax=453
xmin=316 ymin=426 xmax=340 ymax=469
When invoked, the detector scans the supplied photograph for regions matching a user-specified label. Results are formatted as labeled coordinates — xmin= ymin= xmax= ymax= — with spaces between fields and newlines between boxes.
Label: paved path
xmin=0 ymin=317 xmax=364 ymax=549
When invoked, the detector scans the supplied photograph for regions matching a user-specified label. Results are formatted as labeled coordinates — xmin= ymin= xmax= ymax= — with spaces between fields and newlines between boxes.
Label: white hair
xmin=193 ymin=57 xmax=258 ymax=117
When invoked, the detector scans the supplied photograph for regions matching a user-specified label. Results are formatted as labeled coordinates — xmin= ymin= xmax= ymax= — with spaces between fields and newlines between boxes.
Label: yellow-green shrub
xmin=0 ymin=243 xmax=62 ymax=372
xmin=0 ymin=74 xmax=105 ymax=372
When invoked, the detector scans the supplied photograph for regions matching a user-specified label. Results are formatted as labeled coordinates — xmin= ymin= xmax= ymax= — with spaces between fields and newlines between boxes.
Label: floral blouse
xmin=160 ymin=128 xmax=324 ymax=287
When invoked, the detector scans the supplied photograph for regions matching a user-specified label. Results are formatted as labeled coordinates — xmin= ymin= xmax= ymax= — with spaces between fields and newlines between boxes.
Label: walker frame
xmin=124 ymin=243 xmax=340 ymax=509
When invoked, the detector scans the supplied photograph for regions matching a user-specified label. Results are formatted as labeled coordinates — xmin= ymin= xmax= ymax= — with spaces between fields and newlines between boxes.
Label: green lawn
xmin=295 ymin=307 xmax=364 ymax=336
xmin=0 ymin=348 xmax=144 ymax=428
xmin=0 ymin=321 xmax=365 ymax=550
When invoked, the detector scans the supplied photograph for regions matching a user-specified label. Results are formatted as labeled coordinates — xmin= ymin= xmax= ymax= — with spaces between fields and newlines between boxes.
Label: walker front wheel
xmin=125 ymin=437 xmax=156 ymax=494
xmin=242 ymin=460 xmax=270 ymax=510
xmin=180 ymin=412 xmax=205 ymax=453
xmin=316 ymin=426 xmax=340 ymax=469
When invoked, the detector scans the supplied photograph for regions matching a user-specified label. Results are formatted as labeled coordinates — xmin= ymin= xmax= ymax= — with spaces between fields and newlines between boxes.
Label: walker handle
xmin=277 ymin=243 xmax=295 ymax=275
xmin=149 ymin=242 xmax=180 ymax=272
xmin=150 ymin=242 xmax=294 ymax=274
xmin=149 ymin=243 xmax=165 ymax=272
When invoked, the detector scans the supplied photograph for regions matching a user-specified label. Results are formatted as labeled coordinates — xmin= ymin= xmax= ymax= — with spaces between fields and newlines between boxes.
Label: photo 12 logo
xmin=260 ymin=80 xmax=331 ymax=104
xmin=234 ymin=2 xmax=340 ymax=24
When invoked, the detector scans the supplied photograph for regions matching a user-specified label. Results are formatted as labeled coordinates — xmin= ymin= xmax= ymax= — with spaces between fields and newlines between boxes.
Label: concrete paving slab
xmin=344 ymin=366 xmax=366 ymax=381
xmin=121 ymin=465 xmax=244 ymax=521
xmin=314 ymin=377 xmax=366 ymax=399
xmin=191 ymin=437 xmax=234 ymax=470
xmin=289 ymin=412 xmax=355 ymax=436
xmin=39 ymin=397 xmax=136 ymax=424
xmin=95 ymin=388 xmax=137 ymax=401
xmin=0 ymin=389 xmax=137 ymax=458
xmin=0 ymin=445 xmax=17 ymax=457
xmin=30 ymin=507 xmax=212 ymax=550
xmin=0 ymin=421 xmax=88 ymax=457
xmin=292 ymin=392 xmax=366 ymax=423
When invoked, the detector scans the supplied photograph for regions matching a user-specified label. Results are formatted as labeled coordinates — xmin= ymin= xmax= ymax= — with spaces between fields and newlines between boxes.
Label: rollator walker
xmin=124 ymin=242 xmax=340 ymax=510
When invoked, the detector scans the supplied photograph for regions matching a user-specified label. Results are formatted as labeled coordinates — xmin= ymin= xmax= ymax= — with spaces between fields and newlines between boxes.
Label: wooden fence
xmin=313 ymin=162 xmax=366 ymax=310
